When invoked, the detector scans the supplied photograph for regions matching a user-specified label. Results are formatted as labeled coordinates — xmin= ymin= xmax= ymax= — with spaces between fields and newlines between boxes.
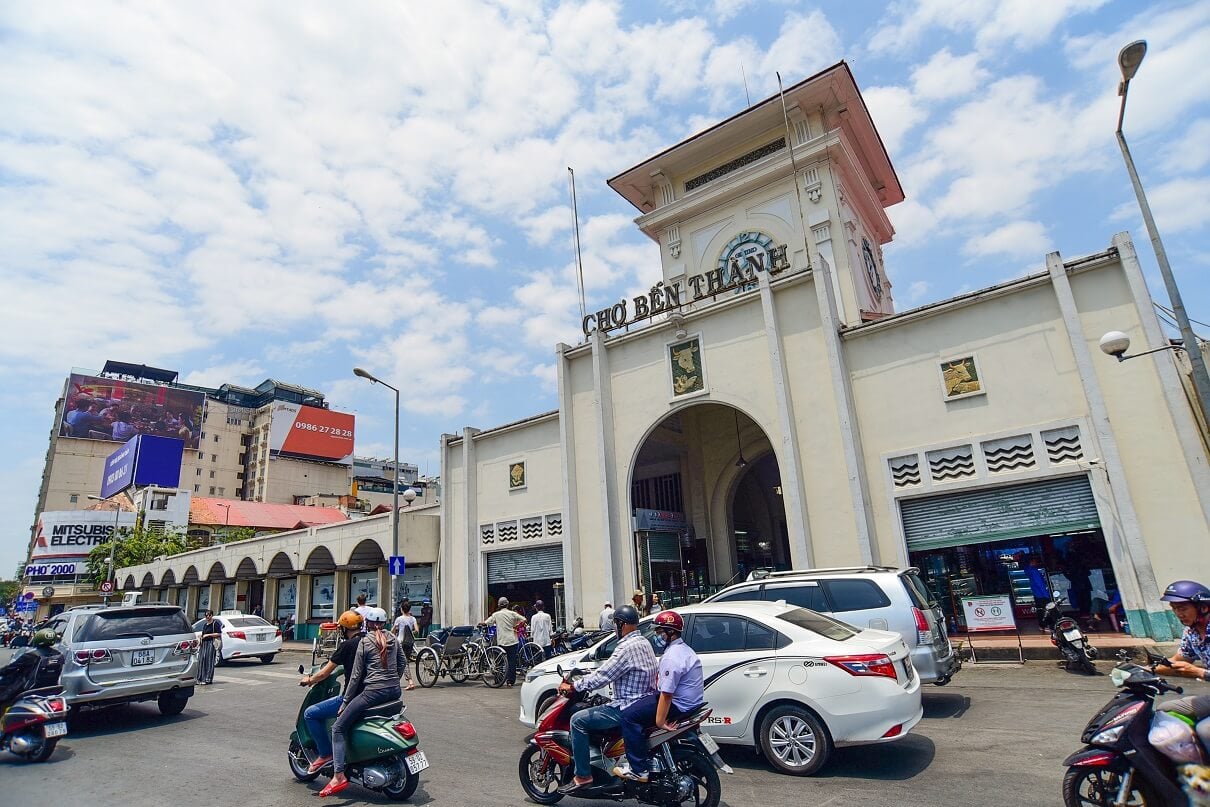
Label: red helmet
xmin=653 ymin=610 xmax=684 ymax=633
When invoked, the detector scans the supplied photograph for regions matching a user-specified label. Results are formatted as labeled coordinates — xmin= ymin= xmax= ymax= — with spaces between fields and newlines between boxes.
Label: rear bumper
xmin=60 ymin=661 xmax=198 ymax=706
xmin=910 ymin=642 xmax=961 ymax=683
xmin=223 ymin=639 xmax=281 ymax=659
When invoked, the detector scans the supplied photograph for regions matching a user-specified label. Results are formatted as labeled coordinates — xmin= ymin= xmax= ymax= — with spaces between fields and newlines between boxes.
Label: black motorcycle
xmin=1061 ymin=649 xmax=1190 ymax=806
xmin=1041 ymin=596 xmax=1097 ymax=675
xmin=0 ymin=686 xmax=69 ymax=763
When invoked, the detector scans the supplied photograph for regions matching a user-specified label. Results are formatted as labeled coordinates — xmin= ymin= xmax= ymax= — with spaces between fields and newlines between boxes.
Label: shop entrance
xmin=901 ymin=475 xmax=1119 ymax=632
xmin=630 ymin=404 xmax=788 ymax=606
xmin=485 ymin=545 xmax=564 ymax=624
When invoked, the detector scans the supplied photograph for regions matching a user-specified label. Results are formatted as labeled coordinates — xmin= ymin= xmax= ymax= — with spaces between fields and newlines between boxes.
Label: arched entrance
xmin=629 ymin=403 xmax=789 ymax=606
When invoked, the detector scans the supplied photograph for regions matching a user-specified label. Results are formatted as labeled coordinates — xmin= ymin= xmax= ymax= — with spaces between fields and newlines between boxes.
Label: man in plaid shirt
xmin=558 ymin=604 xmax=657 ymax=793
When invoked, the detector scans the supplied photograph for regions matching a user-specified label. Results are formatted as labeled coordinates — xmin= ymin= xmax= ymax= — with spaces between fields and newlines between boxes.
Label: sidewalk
xmin=953 ymin=630 xmax=1179 ymax=662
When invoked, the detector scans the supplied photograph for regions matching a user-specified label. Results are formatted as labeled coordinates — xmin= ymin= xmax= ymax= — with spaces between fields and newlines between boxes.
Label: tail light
xmin=824 ymin=654 xmax=898 ymax=680
xmin=881 ymin=723 xmax=903 ymax=738
xmin=275 ymin=629 xmax=282 ymax=638
xmin=393 ymin=721 xmax=417 ymax=740
xmin=228 ymin=631 xmax=246 ymax=640
xmin=47 ymin=698 xmax=66 ymax=712
xmin=173 ymin=639 xmax=200 ymax=656
xmin=73 ymin=648 xmax=112 ymax=665
xmin=911 ymin=607 xmax=934 ymax=645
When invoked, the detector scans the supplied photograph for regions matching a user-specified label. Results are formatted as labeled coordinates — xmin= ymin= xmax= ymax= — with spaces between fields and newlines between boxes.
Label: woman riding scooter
xmin=298 ymin=610 xmax=365 ymax=776
xmin=320 ymin=606 xmax=407 ymax=798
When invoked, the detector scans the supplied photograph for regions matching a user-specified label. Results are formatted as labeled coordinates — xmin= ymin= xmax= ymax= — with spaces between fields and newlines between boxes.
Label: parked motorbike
xmin=1041 ymin=596 xmax=1098 ymax=675
xmin=0 ymin=685 xmax=68 ymax=763
xmin=287 ymin=663 xmax=427 ymax=801
xmin=1061 ymin=649 xmax=1192 ymax=806
xmin=518 ymin=666 xmax=726 ymax=806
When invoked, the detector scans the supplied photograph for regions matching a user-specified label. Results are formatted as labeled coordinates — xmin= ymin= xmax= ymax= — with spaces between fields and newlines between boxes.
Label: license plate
xmin=404 ymin=751 xmax=429 ymax=774
xmin=698 ymin=732 xmax=719 ymax=754
xmin=256 ymin=634 xmax=268 ymax=641
xmin=1063 ymin=630 xmax=1082 ymax=643
xmin=44 ymin=722 xmax=67 ymax=738
xmin=902 ymin=659 xmax=915 ymax=681
xmin=132 ymin=648 xmax=155 ymax=666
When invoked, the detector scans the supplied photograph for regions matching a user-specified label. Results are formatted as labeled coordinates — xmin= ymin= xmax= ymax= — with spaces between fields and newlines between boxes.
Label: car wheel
xmin=158 ymin=690 xmax=189 ymax=716
xmin=260 ymin=654 xmax=276 ymax=665
xmin=759 ymin=704 xmax=830 ymax=776
xmin=535 ymin=692 xmax=556 ymax=720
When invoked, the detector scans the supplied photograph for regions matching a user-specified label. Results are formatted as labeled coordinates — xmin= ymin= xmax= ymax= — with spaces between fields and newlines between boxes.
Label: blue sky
xmin=2 ymin=1 xmax=1209 ymax=577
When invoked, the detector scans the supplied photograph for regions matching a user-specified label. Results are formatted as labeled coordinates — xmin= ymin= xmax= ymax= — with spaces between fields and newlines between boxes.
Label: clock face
xmin=862 ymin=238 xmax=882 ymax=301
xmin=718 ymin=231 xmax=774 ymax=289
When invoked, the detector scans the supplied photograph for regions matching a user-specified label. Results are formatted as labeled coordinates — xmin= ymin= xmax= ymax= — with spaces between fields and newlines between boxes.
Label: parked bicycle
xmin=415 ymin=626 xmax=474 ymax=687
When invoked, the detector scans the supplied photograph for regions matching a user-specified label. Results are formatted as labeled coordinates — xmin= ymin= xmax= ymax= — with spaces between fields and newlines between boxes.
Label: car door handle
xmin=743 ymin=668 xmax=768 ymax=678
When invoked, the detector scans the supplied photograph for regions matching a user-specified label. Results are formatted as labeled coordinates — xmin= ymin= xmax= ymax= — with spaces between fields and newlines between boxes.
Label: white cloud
xmin=869 ymin=0 xmax=1107 ymax=55
xmin=181 ymin=360 xmax=266 ymax=389
xmin=905 ymin=280 xmax=931 ymax=303
xmin=1161 ymin=118 xmax=1210 ymax=175
xmin=863 ymin=86 xmax=926 ymax=155
xmin=1111 ymin=176 xmax=1210 ymax=235
xmin=910 ymin=50 xmax=988 ymax=100
xmin=963 ymin=220 xmax=1053 ymax=259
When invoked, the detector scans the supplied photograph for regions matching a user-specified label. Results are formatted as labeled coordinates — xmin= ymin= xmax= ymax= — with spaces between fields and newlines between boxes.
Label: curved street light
xmin=353 ymin=366 xmax=401 ymax=615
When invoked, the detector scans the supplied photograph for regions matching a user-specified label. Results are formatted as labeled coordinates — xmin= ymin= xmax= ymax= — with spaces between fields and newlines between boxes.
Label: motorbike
xmin=1041 ymin=595 xmax=1098 ymax=675
xmin=0 ymin=685 xmax=68 ymax=763
xmin=287 ymin=663 xmax=427 ymax=801
xmin=1061 ymin=648 xmax=1194 ymax=806
xmin=518 ymin=666 xmax=727 ymax=807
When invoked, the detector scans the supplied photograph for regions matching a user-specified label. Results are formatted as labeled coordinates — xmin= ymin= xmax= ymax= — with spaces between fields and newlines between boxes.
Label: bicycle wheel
xmin=416 ymin=646 xmax=440 ymax=688
xmin=519 ymin=642 xmax=545 ymax=672
xmin=449 ymin=653 xmax=469 ymax=683
xmin=483 ymin=645 xmax=506 ymax=688
xmin=465 ymin=643 xmax=485 ymax=679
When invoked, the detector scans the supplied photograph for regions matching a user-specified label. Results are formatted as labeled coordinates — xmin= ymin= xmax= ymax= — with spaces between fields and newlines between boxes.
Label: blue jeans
xmin=618 ymin=693 xmax=699 ymax=774
xmin=570 ymin=704 xmax=623 ymax=779
xmin=303 ymin=695 xmax=342 ymax=758
xmin=332 ymin=687 xmax=400 ymax=774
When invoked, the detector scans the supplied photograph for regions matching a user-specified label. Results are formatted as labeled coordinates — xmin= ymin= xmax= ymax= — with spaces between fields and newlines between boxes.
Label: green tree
xmin=86 ymin=525 xmax=189 ymax=587
xmin=0 ymin=578 xmax=20 ymax=608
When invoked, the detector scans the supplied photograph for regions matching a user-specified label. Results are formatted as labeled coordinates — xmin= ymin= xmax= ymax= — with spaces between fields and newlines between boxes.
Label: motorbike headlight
xmin=1092 ymin=725 xmax=1127 ymax=745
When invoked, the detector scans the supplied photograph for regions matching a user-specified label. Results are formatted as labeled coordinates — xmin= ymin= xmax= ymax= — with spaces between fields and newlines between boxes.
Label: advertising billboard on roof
xmin=58 ymin=373 xmax=205 ymax=449
xmin=268 ymin=402 xmax=355 ymax=464
xmin=100 ymin=434 xmax=186 ymax=498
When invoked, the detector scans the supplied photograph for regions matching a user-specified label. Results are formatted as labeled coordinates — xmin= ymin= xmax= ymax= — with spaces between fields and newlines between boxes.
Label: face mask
xmin=653 ymin=633 xmax=668 ymax=650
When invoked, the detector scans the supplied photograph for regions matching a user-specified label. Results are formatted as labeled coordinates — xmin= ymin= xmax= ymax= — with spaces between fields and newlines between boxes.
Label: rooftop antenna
xmin=567 ymin=167 xmax=588 ymax=328
xmin=740 ymin=60 xmax=752 ymax=107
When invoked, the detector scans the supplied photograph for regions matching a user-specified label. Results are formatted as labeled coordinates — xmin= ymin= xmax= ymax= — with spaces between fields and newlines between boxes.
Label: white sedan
xmin=192 ymin=613 xmax=282 ymax=664
xmin=519 ymin=601 xmax=922 ymax=776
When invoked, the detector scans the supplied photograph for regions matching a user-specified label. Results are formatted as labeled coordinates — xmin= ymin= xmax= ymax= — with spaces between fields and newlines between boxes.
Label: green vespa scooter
xmin=288 ymin=663 xmax=426 ymax=801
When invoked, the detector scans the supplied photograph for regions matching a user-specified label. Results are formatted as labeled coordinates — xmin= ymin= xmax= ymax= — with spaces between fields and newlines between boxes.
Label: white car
xmin=192 ymin=613 xmax=282 ymax=664
xmin=519 ymin=601 xmax=922 ymax=776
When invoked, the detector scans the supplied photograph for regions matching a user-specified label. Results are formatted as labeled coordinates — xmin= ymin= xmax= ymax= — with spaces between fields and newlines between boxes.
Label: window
xmin=194 ymin=484 xmax=201 ymax=493
xmin=686 ymin=615 xmax=746 ymax=654
xmin=820 ymin=579 xmax=891 ymax=612
xmin=763 ymin=583 xmax=829 ymax=612
xmin=209 ymin=486 xmax=216 ymax=495
xmin=222 ymin=583 xmax=236 ymax=611
xmin=277 ymin=578 xmax=297 ymax=618
xmin=200 ymin=431 xmax=205 ymax=439
xmin=198 ymin=451 xmax=205 ymax=460
xmin=78 ymin=608 xmax=193 ymax=641
xmin=211 ymin=454 xmax=217 ymax=462
xmin=209 ymin=470 xmax=215 ymax=479
xmin=776 ymin=607 xmax=858 ymax=641
xmin=596 ymin=620 xmax=660 ymax=660
xmin=311 ymin=574 xmax=335 ymax=620
xmin=214 ymin=434 xmax=220 ymax=443
xmin=69 ymin=494 xmax=79 ymax=504
xmin=196 ymin=586 xmax=211 ymax=618
xmin=217 ymin=487 xmax=224 ymax=496
xmin=196 ymin=468 xmax=202 ymax=476
xmin=745 ymin=619 xmax=781 ymax=650
xmin=711 ymin=587 xmax=761 ymax=604
xmin=227 ymin=616 xmax=271 ymax=628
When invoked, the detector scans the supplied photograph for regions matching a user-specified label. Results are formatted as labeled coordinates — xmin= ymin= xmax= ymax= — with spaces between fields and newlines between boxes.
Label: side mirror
xmin=298 ymin=664 xmax=305 ymax=675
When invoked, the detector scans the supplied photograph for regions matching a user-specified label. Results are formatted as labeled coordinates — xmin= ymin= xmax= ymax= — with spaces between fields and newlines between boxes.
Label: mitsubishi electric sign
xmin=26 ymin=510 xmax=137 ymax=579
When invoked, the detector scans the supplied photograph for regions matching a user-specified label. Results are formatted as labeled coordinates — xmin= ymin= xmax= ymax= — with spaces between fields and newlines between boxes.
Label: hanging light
xmin=734 ymin=410 xmax=747 ymax=468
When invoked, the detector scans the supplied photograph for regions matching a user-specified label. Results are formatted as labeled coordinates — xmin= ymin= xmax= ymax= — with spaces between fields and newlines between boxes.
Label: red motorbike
xmin=517 ymin=667 xmax=726 ymax=807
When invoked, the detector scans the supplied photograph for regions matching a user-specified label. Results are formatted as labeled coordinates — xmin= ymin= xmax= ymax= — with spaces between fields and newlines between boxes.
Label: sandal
xmin=318 ymin=778 xmax=349 ymax=797
xmin=307 ymin=755 xmax=332 ymax=774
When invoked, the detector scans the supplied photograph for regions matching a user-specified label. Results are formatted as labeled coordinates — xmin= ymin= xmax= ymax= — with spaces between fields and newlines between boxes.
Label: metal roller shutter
xmin=487 ymin=545 xmax=564 ymax=584
xmin=901 ymin=475 xmax=1100 ymax=552
xmin=644 ymin=532 xmax=681 ymax=562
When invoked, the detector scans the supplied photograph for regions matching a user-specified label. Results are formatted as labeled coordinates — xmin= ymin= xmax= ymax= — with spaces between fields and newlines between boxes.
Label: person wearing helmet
xmin=612 ymin=610 xmax=705 ymax=783
xmin=481 ymin=596 xmax=528 ymax=687
xmin=298 ymin=609 xmax=365 ymax=776
xmin=1151 ymin=582 xmax=1210 ymax=765
xmin=321 ymin=606 xmax=407 ymax=797
xmin=0 ymin=627 xmax=64 ymax=714
xmin=557 ymin=604 xmax=658 ymax=794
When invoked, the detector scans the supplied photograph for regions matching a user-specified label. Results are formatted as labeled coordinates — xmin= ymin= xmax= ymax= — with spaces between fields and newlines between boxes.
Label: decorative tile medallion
xmin=508 ymin=460 xmax=526 ymax=490
xmin=669 ymin=337 xmax=705 ymax=397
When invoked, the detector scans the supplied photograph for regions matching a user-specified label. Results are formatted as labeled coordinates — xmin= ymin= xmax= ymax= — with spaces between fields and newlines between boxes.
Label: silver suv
xmin=705 ymin=566 xmax=960 ymax=685
xmin=43 ymin=603 xmax=199 ymax=716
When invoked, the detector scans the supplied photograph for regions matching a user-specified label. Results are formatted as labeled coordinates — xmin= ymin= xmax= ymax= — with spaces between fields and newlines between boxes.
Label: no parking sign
xmin=961 ymin=595 xmax=1017 ymax=631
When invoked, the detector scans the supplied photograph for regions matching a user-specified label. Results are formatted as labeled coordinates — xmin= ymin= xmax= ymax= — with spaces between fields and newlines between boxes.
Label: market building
xmin=439 ymin=62 xmax=1210 ymax=641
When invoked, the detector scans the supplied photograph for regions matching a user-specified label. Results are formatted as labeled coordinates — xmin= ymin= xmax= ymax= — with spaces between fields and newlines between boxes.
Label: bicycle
xmin=414 ymin=626 xmax=473 ymax=687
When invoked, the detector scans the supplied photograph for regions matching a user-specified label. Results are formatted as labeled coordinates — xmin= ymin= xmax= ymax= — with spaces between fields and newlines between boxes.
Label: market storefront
xmin=484 ymin=544 xmax=563 ymax=620
xmin=901 ymin=476 xmax=1118 ymax=632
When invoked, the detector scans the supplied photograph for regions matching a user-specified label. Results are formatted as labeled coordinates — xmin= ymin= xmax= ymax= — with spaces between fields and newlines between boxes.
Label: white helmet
xmin=364 ymin=607 xmax=388 ymax=624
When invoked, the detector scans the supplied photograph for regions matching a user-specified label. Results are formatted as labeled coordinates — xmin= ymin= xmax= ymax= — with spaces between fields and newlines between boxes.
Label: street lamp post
xmin=87 ymin=495 xmax=123 ymax=605
xmin=1114 ymin=40 xmax=1210 ymax=427
xmin=213 ymin=502 xmax=231 ymax=544
xmin=354 ymin=367 xmax=401 ymax=617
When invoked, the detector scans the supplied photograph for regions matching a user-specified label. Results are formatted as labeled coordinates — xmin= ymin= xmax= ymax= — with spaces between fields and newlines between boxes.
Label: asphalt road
xmin=0 ymin=649 xmax=1153 ymax=806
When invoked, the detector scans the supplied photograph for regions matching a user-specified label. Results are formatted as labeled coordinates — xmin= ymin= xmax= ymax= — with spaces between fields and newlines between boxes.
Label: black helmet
xmin=612 ymin=604 xmax=640 ymax=626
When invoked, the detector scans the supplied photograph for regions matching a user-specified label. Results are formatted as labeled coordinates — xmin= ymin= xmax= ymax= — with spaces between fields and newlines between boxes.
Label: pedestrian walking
xmin=392 ymin=602 xmax=418 ymax=691
xmin=418 ymin=601 xmax=433 ymax=637
xmin=531 ymin=600 xmax=553 ymax=659
xmin=198 ymin=610 xmax=221 ymax=684
xmin=481 ymin=597 xmax=527 ymax=687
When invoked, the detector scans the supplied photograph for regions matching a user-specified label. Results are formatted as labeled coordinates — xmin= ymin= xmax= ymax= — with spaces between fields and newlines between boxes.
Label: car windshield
xmin=78 ymin=608 xmax=193 ymax=642
xmin=775 ymin=607 xmax=858 ymax=641
xmin=227 ymin=617 xmax=272 ymax=628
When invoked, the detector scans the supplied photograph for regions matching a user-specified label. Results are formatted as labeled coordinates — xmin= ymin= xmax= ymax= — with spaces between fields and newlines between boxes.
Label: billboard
xmin=100 ymin=434 xmax=185 ymax=498
xmin=58 ymin=373 xmax=205 ymax=450
xmin=268 ymin=402 xmax=355 ymax=464
xmin=30 ymin=510 xmax=138 ymax=571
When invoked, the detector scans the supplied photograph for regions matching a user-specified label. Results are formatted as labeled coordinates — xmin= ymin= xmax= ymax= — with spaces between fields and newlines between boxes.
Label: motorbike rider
xmin=611 ymin=609 xmax=704 ymax=783
xmin=1151 ymin=580 xmax=1210 ymax=759
xmin=0 ymin=628 xmax=64 ymax=712
xmin=298 ymin=610 xmax=364 ymax=776
xmin=321 ymin=606 xmax=406 ymax=798
xmin=557 ymin=604 xmax=659 ymax=795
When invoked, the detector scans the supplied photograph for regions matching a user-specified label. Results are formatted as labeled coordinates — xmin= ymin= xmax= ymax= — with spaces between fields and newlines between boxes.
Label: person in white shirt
xmin=392 ymin=602 xmax=418 ymax=691
xmin=530 ymin=600 xmax=553 ymax=659
xmin=598 ymin=602 xmax=615 ymax=631
xmin=354 ymin=594 xmax=372 ymax=634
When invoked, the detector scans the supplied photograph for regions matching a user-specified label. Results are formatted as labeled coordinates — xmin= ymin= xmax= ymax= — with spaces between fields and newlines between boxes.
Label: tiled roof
xmin=190 ymin=498 xmax=348 ymax=529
